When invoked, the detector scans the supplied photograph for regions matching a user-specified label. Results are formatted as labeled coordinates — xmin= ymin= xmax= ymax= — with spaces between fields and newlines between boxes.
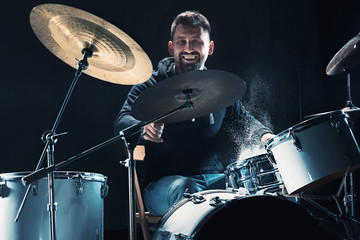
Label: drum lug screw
xmin=0 ymin=181 xmax=4 ymax=197
xmin=101 ymin=183 xmax=109 ymax=199
xmin=32 ymin=181 xmax=39 ymax=196
xmin=331 ymin=120 xmax=340 ymax=136
xmin=75 ymin=180 xmax=84 ymax=197
xmin=290 ymin=131 xmax=302 ymax=152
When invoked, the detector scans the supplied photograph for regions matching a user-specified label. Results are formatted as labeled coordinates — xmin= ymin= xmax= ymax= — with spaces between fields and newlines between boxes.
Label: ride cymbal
xmin=30 ymin=3 xmax=152 ymax=84
xmin=326 ymin=33 xmax=360 ymax=76
xmin=132 ymin=70 xmax=246 ymax=123
xmin=305 ymin=107 xmax=360 ymax=119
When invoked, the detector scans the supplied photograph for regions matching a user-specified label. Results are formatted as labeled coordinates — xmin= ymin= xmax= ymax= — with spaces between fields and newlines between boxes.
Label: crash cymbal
xmin=132 ymin=70 xmax=246 ymax=123
xmin=326 ymin=33 xmax=360 ymax=75
xmin=30 ymin=4 xmax=152 ymax=84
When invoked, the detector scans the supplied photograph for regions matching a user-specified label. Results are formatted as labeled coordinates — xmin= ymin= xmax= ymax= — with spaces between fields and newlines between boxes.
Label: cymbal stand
xmin=120 ymin=90 xmax=194 ymax=240
xmin=344 ymin=72 xmax=358 ymax=225
xmin=299 ymin=165 xmax=360 ymax=239
xmin=345 ymin=73 xmax=356 ymax=109
xmin=22 ymin=90 xmax=195 ymax=240
xmin=16 ymin=48 xmax=93 ymax=240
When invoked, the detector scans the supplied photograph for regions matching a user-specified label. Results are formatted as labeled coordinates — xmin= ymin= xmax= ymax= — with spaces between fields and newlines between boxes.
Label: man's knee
xmin=169 ymin=177 xmax=202 ymax=204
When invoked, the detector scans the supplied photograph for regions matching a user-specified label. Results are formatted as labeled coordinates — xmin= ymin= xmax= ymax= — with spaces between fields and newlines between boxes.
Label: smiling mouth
xmin=181 ymin=53 xmax=199 ymax=61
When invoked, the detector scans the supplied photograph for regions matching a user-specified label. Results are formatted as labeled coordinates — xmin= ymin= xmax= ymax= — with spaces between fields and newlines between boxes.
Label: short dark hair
xmin=170 ymin=11 xmax=211 ymax=40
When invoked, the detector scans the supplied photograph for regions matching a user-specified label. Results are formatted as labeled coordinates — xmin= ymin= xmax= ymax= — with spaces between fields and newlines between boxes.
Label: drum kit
xmin=1 ymin=3 xmax=360 ymax=240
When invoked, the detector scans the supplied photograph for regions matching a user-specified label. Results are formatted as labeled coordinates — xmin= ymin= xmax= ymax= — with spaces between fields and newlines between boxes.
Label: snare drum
xmin=0 ymin=171 xmax=108 ymax=240
xmin=225 ymin=154 xmax=282 ymax=193
xmin=152 ymin=189 xmax=324 ymax=239
xmin=267 ymin=111 xmax=360 ymax=194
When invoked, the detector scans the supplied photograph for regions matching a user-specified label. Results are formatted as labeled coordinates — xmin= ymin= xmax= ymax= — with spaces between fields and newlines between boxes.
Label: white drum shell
xmin=153 ymin=190 xmax=241 ymax=239
xmin=0 ymin=171 xmax=107 ymax=240
xmin=152 ymin=189 xmax=321 ymax=240
xmin=267 ymin=111 xmax=360 ymax=194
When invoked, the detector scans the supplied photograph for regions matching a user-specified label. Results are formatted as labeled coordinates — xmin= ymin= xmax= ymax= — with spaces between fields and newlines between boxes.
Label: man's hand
xmin=143 ymin=123 xmax=164 ymax=143
xmin=261 ymin=133 xmax=275 ymax=146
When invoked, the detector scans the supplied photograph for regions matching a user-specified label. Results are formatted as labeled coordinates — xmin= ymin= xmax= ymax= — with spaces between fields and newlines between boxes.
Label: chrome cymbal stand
xmin=22 ymin=90 xmax=194 ymax=240
xmin=15 ymin=48 xmax=92 ymax=240
xmin=119 ymin=91 xmax=194 ymax=240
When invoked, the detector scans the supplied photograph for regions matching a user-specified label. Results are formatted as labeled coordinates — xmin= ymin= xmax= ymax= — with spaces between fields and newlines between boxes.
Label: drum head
xmin=153 ymin=194 xmax=333 ymax=239
xmin=193 ymin=196 xmax=328 ymax=239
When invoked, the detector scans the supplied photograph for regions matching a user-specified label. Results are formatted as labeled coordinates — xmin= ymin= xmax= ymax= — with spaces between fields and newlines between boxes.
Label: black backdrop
xmin=1 ymin=0 xmax=360 ymax=231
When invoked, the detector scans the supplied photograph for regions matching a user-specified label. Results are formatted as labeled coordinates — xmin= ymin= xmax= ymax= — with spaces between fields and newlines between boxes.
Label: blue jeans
xmin=144 ymin=174 xmax=225 ymax=216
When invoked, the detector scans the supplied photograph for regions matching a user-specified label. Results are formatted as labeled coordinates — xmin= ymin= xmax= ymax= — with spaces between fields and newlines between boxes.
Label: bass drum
xmin=0 ymin=171 xmax=108 ymax=240
xmin=152 ymin=190 xmax=328 ymax=240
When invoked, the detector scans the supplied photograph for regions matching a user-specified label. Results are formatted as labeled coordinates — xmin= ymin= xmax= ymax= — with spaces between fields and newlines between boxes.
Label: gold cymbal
xmin=326 ymin=33 xmax=360 ymax=76
xmin=30 ymin=4 xmax=152 ymax=85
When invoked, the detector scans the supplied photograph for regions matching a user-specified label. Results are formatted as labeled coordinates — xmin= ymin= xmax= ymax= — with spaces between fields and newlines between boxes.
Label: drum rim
xmin=156 ymin=189 xmax=241 ymax=230
xmin=0 ymin=171 xmax=106 ymax=182
xmin=226 ymin=153 xmax=269 ymax=169
xmin=266 ymin=110 xmax=347 ymax=149
xmin=154 ymin=193 xmax=303 ymax=239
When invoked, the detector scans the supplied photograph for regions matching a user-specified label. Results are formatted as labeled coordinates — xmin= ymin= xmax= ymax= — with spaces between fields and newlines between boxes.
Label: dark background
xmin=1 ymin=0 xmax=360 ymax=234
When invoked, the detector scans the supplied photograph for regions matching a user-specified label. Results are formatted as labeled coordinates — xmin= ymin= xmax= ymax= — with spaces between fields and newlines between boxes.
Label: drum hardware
xmin=101 ymin=182 xmax=109 ymax=199
xmin=152 ymin=190 xmax=326 ymax=240
xmin=297 ymin=165 xmax=360 ymax=239
xmin=266 ymin=111 xmax=360 ymax=195
xmin=21 ymin=84 xmax=207 ymax=240
xmin=0 ymin=171 xmax=107 ymax=240
xmin=290 ymin=130 xmax=302 ymax=152
xmin=24 ymin=3 xmax=246 ymax=239
xmin=307 ymin=32 xmax=360 ymax=121
xmin=15 ymin=47 xmax=91 ymax=239
xmin=75 ymin=179 xmax=84 ymax=197
xmin=225 ymin=154 xmax=283 ymax=194
xmin=209 ymin=196 xmax=231 ymax=207
xmin=183 ymin=192 xmax=206 ymax=204
xmin=0 ymin=181 xmax=5 ymax=197
xmin=20 ymin=3 xmax=154 ymax=239
xmin=121 ymin=69 xmax=244 ymax=239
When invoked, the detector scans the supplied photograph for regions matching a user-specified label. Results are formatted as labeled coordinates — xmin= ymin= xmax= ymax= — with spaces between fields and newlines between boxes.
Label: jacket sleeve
xmin=113 ymin=79 xmax=155 ymax=136
xmin=229 ymin=100 xmax=273 ymax=141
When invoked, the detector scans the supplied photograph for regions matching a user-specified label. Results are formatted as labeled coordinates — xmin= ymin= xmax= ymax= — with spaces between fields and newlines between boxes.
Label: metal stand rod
xmin=349 ymin=172 xmax=356 ymax=219
xmin=299 ymin=166 xmax=359 ymax=239
xmin=15 ymin=49 xmax=92 ymax=240
xmin=22 ymin=95 xmax=194 ymax=186
xmin=346 ymin=73 xmax=354 ymax=108
xmin=46 ymin=141 xmax=57 ymax=240
xmin=121 ymin=138 xmax=137 ymax=240
xmin=22 ymin=91 xmax=194 ymax=240
xmin=128 ymin=150 xmax=137 ymax=240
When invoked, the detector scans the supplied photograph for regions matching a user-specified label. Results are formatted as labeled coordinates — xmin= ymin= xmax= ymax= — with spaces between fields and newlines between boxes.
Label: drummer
xmin=113 ymin=10 xmax=274 ymax=216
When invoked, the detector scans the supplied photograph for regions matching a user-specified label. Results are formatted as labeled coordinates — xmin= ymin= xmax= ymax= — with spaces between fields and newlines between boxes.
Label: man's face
xmin=169 ymin=24 xmax=214 ymax=74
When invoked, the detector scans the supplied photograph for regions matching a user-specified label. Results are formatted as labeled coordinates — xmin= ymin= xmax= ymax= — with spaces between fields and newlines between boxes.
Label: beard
xmin=177 ymin=53 xmax=202 ymax=73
